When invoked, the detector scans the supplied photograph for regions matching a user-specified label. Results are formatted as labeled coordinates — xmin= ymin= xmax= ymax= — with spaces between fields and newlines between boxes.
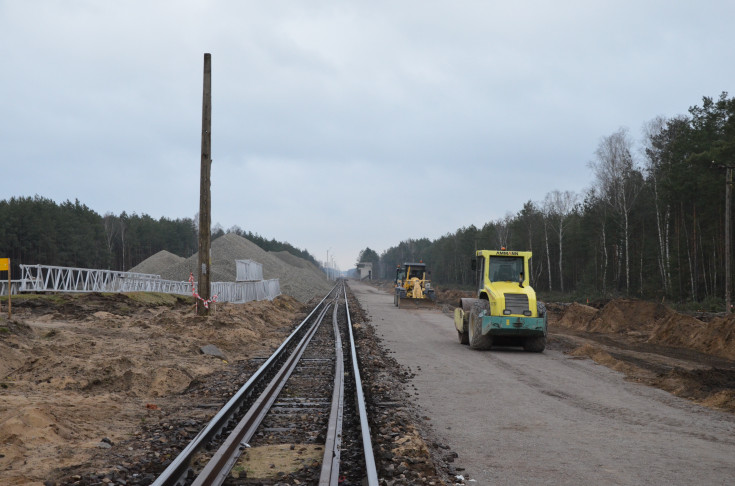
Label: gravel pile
xmin=271 ymin=250 xmax=312 ymax=269
xmin=137 ymin=233 xmax=332 ymax=303
xmin=129 ymin=250 xmax=185 ymax=275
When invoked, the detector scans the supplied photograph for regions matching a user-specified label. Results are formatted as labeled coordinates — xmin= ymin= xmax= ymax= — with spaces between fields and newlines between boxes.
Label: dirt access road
xmin=348 ymin=280 xmax=735 ymax=485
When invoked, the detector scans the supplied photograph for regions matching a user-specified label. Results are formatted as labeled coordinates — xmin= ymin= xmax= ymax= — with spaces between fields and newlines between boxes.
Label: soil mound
xmin=555 ymin=299 xmax=671 ymax=334
xmin=554 ymin=298 xmax=735 ymax=361
xmin=555 ymin=302 xmax=598 ymax=330
xmin=696 ymin=316 xmax=735 ymax=360
xmin=588 ymin=299 xmax=670 ymax=333
xmin=647 ymin=312 xmax=708 ymax=350
xmin=434 ymin=288 xmax=475 ymax=307
xmin=651 ymin=314 xmax=735 ymax=361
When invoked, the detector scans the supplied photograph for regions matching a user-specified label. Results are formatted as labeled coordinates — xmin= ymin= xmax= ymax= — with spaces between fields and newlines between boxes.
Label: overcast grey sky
xmin=2 ymin=1 xmax=734 ymax=270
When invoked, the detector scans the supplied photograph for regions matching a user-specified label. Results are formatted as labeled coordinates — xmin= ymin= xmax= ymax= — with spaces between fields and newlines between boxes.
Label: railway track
xmin=152 ymin=281 xmax=378 ymax=485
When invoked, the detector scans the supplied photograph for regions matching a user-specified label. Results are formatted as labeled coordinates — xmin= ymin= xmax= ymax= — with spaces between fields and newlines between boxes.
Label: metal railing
xmin=212 ymin=279 xmax=281 ymax=303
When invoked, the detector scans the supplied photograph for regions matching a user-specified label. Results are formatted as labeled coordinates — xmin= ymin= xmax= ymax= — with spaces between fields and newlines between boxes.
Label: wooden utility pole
xmin=727 ymin=167 xmax=732 ymax=314
xmin=197 ymin=53 xmax=212 ymax=316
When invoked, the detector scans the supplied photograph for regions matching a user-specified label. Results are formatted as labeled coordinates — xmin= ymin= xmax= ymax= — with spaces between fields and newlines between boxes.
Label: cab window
xmin=408 ymin=267 xmax=424 ymax=279
xmin=489 ymin=256 xmax=523 ymax=282
xmin=476 ymin=256 xmax=485 ymax=290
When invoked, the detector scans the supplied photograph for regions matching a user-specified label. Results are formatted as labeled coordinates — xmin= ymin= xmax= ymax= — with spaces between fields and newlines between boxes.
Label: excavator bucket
xmin=393 ymin=263 xmax=436 ymax=309
xmin=394 ymin=279 xmax=437 ymax=309
xmin=398 ymin=295 xmax=437 ymax=309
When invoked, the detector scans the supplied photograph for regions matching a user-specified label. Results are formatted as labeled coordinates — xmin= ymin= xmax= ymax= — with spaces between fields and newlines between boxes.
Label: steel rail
xmin=319 ymin=291 xmax=346 ymax=485
xmin=151 ymin=284 xmax=338 ymax=486
xmin=345 ymin=283 xmax=379 ymax=485
xmin=192 ymin=299 xmax=335 ymax=485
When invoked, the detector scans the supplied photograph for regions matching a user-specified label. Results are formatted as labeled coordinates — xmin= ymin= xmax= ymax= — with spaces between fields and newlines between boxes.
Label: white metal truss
xmin=19 ymin=264 xmax=162 ymax=293
xmin=0 ymin=280 xmax=21 ymax=296
xmin=17 ymin=264 xmax=281 ymax=303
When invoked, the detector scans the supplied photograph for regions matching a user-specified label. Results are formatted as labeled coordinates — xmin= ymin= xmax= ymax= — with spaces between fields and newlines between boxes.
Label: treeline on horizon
xmin=366 ymin=92 xmax=735 ymax=306
xmin=0 ymin=196 xmax=318 ymax=274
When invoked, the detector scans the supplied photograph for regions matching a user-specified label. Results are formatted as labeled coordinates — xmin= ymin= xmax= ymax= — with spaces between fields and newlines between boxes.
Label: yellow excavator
xmin=393 ymin=262 xmax=436 ymax=308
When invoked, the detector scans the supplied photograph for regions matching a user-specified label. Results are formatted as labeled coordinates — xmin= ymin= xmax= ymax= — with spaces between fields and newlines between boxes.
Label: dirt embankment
xmin=554 ymin=299 xmax=735 ymax=361
xmin=551 ymin=299 xmax=735 ymax=413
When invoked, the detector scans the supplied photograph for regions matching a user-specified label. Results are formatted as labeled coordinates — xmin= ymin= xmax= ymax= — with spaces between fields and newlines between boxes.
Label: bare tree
xmin=545 ymin=190 xmax=577 ymax=293
xmin=590 ymin=127 xmax=643 ymax=294
xmin=641 ymin=116 xmax=671 ymax=294
xmin=495 ymin=213 xmax=513 ymax=249
xmin=518 ymin=201 xmax=544 ymax=284
xmin=118 ymin=216 xmax=127 ymax=271
xmin=102 ymin=213 xmax=118 ymax=263
xmin=541 ymin=198 xmax=554 ymax=292
xmin=586 ymin=187 xmax=610 ymax=294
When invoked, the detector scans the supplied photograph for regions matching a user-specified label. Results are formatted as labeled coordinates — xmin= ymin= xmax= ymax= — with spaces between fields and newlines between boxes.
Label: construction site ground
xmin=1 ymin=280 xmax=735 ymax=484
xmin=355 ymin=280 xmax=735 ymax=484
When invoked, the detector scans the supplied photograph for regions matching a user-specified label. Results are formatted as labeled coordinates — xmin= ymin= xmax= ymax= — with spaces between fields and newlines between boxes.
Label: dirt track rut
xmin=349 ymin=280 xmax=735 ymax=485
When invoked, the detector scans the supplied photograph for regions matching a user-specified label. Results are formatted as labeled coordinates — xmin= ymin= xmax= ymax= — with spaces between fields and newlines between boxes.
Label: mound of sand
xmin=587 ymin=299 xmax=671 ymax=334
xmin=647 ymin=313 xmax=708 ymax=349
xmin=695 ymin=315 xmax=735 ymax=360
xmin=136 ymin=233 xmax=331 ymax=303
xmin=651 ymin=314 xmax=735 ymax=361
xmin=555 ymin=302 xmax=598 ymax=330
xmin=554 ymin=298 xmax=735 ymax=361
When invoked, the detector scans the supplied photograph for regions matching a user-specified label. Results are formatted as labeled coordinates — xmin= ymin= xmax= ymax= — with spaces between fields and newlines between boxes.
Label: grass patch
xmin=1 ymin=293 xmax=66 ymax=304
xmin=123 ymin=292 xmax=181 ymax=306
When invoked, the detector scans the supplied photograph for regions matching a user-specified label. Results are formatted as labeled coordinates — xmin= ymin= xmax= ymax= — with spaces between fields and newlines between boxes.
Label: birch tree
xmin=545 ymin=190 xmax=577 ymax=293
xmin=118 ymin=212 xmax=128 ymax=271
xmin=103 ymin=212 xmax=118 ymax=261
xmin=591 ymin=128 xmax=643 ymax=294
xmin=495 ymin=213 xmax=513 ymax=249
xmin=585 ymin=187 xmax=610 ymax=294
xmin=641 ymin=116 xmax=672 ymax=293
xmin=541 ymin=198 xmax=554 ymax=292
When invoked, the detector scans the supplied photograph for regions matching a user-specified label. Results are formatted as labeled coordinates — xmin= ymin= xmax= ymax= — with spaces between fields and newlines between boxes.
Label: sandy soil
xmin=0 ymin=292 xmax=303 ymax=485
